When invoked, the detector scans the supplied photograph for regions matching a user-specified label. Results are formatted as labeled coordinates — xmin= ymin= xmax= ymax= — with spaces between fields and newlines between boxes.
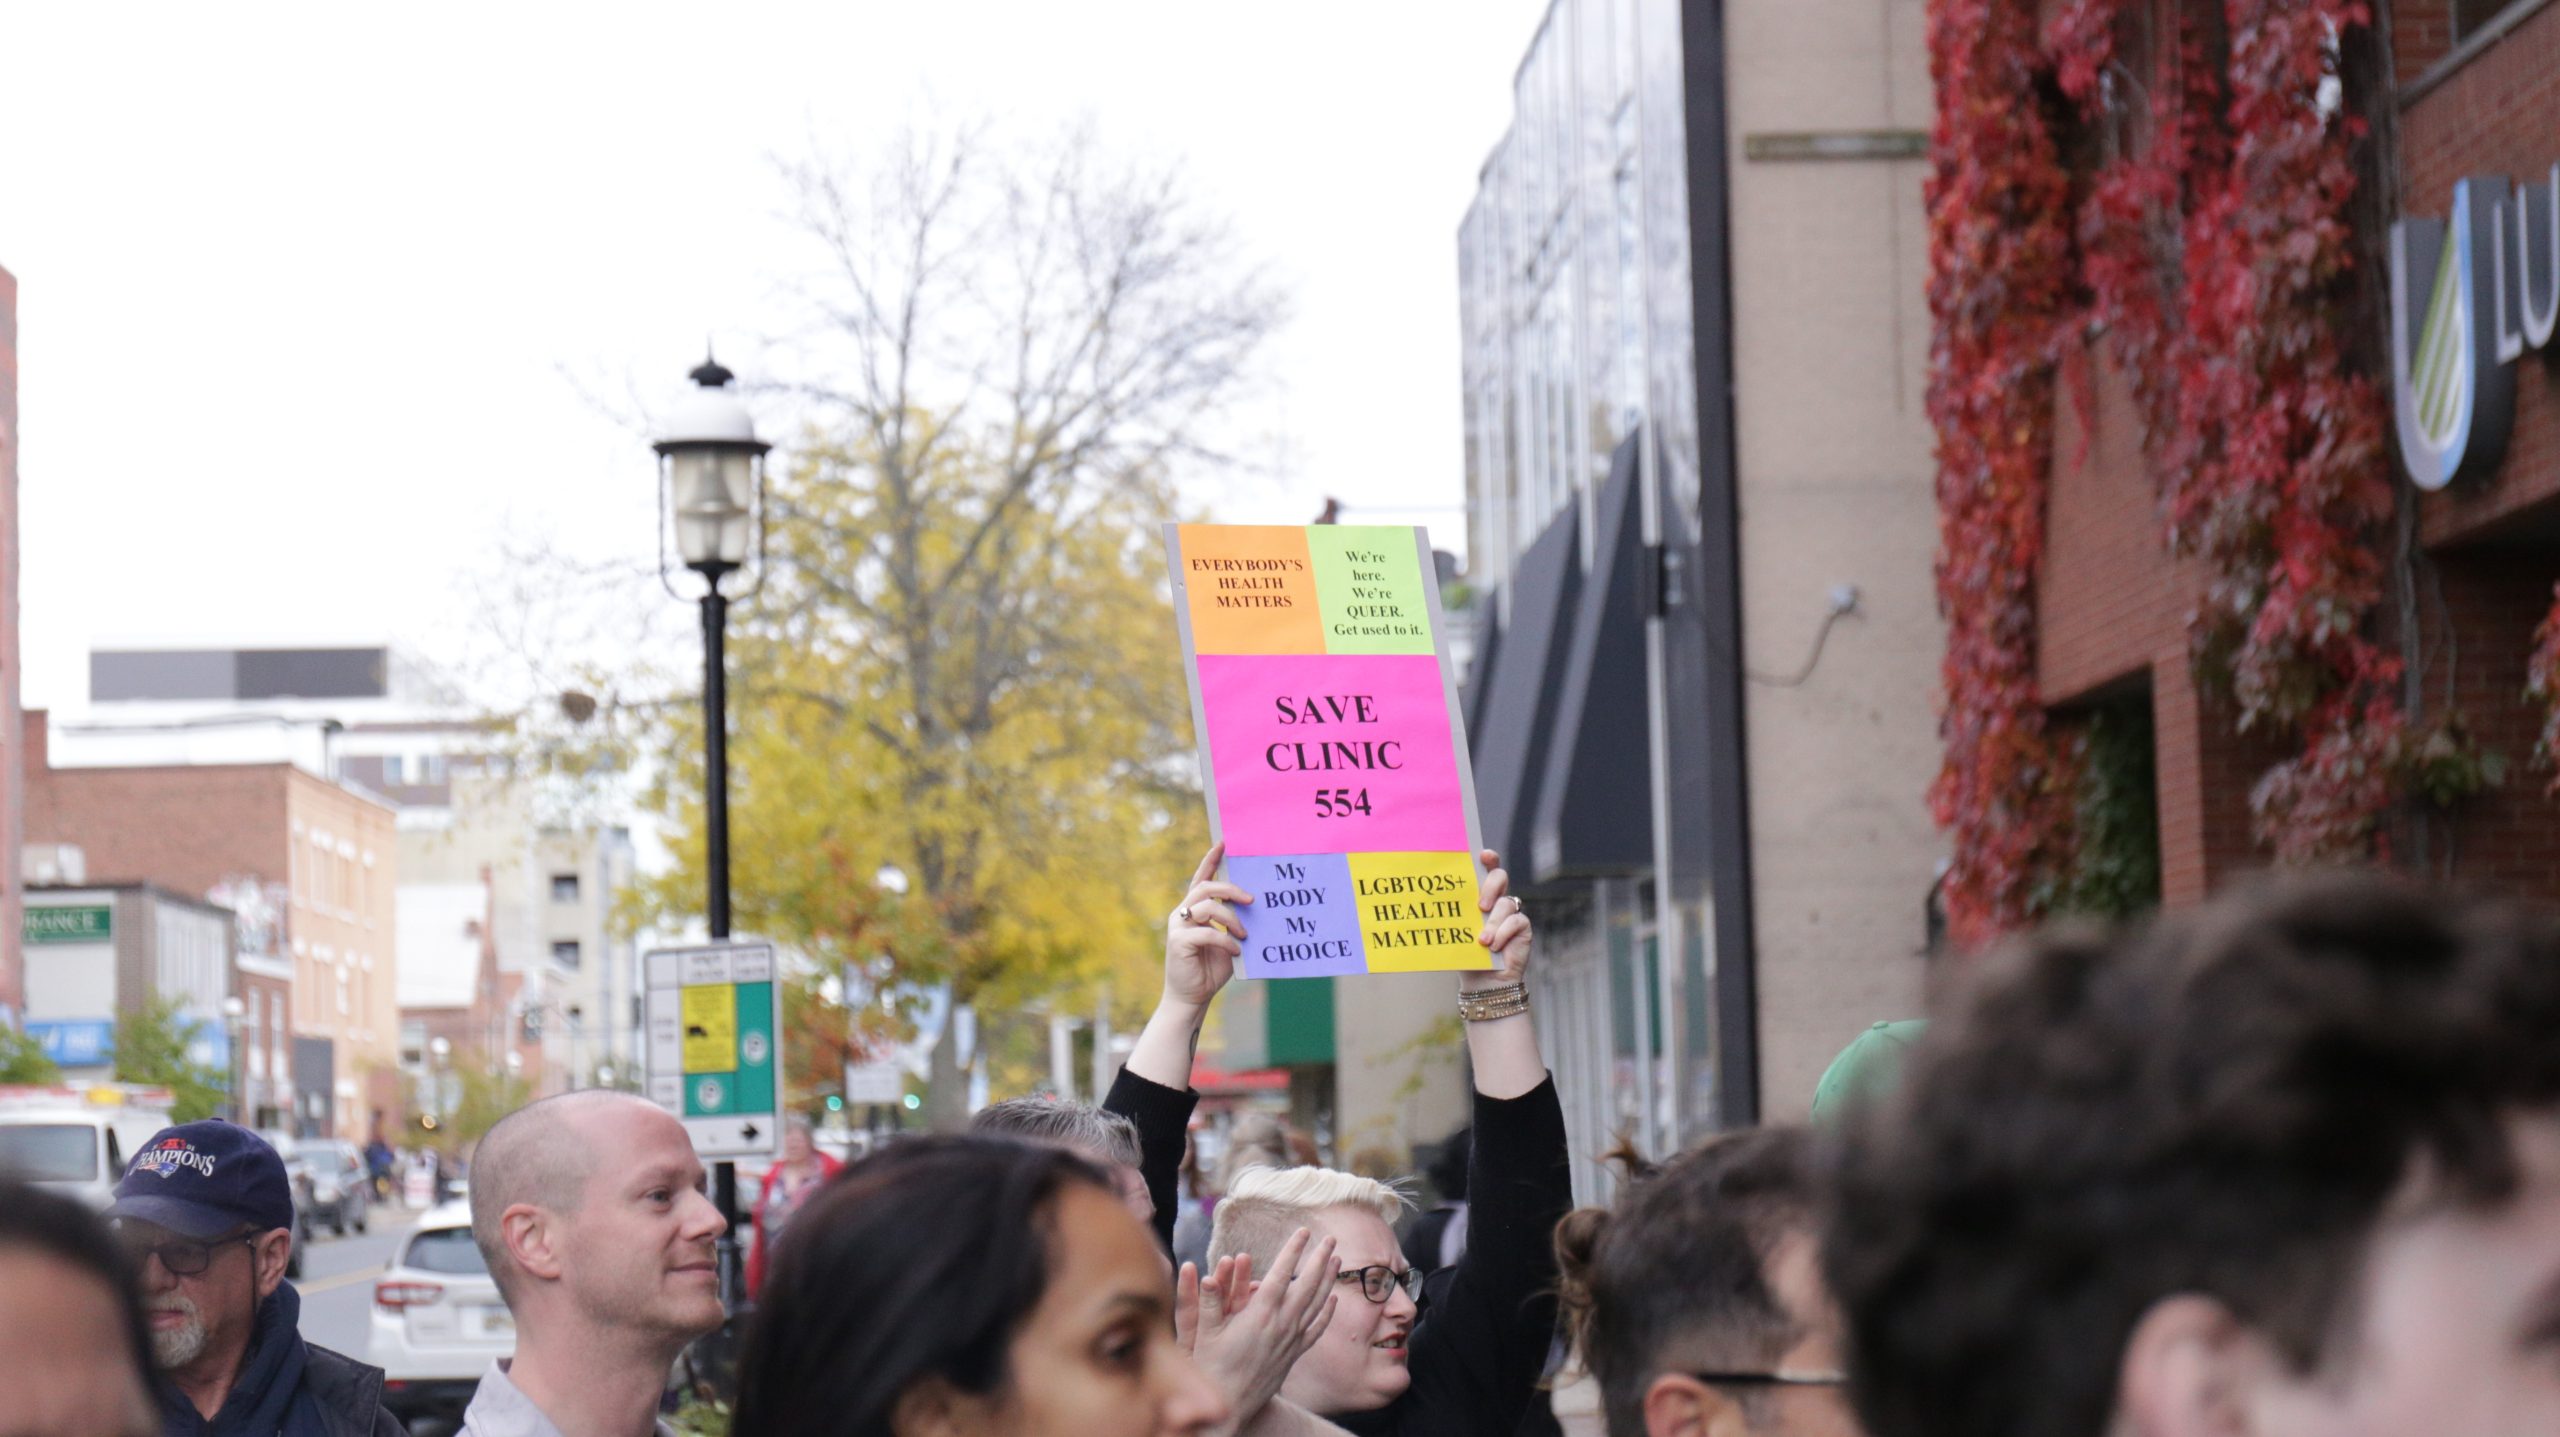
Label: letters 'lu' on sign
xmin=1166 ymin=524 xmax=1491 ymax=979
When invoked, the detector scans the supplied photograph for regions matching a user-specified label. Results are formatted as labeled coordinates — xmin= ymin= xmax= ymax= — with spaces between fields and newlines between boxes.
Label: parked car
xmin=369 ymin=1202 xmax=511 ymax=1424
xmin=294 ymin=1140 xmax=371 ymax=1238
xmin=243 ymin=1129 xmax=310 ymax=1278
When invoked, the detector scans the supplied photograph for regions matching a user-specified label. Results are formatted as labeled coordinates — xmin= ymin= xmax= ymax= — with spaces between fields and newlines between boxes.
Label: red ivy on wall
xmin=2527 ymin=592 xmax=2560 ymax=782
xmin=2055 ymin=0 xmax=2400 ymax=862
xmin=1923 ymin=0 xmax=2082 ymax=945
xmin=1928 ymin=0 xmax=2402 ymax=938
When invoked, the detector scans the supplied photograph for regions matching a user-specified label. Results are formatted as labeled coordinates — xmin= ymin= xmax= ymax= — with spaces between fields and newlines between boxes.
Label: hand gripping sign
xmin=1166 ymin=523 xmax=1492 ymax=978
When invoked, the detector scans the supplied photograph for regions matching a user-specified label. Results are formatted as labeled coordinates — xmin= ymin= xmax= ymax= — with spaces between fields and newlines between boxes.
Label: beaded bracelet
xmin=1458 ymin=981 xmax=1530 ymax=1023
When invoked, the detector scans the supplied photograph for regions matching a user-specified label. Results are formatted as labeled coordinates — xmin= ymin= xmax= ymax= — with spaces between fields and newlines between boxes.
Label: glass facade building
xmin=1459 ymin=0 xmax=1733 ymax=1201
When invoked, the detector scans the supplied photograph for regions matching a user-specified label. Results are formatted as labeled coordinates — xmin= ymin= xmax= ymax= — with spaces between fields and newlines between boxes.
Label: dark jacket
xmin=155 ymin=1284 xmax=403 ymax=1437
xmin=1331 ymin=1077 xmax=1571 ymax=1437
xmin=1108 ymin=1064 xmax=1573 ymax=1437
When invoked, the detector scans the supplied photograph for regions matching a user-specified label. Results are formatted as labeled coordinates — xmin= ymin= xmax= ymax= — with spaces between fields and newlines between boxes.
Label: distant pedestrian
xmin=361 ymin=1134 xmax=394 ymax=1202
xmin=107 ymin=1120 xmax=402 ymax=1437
xmin=0 ymin=1176 xmax=157 ymax=1437
xmin=462 ymin=1092 xmax=728 ymax=1437
xmin=1397 ymin=1127 xmax=1468 ymax=1275
xmin=1828 ymin=876 xmax=2560 ymax=1437
xmin=1555 ymin=1127 xmax=1852 ymax=1437
xmin=745 ymin=1116 xmax=841 ymax=1299
xmin=730 ymin=1135 xmax=1230 ymax=1437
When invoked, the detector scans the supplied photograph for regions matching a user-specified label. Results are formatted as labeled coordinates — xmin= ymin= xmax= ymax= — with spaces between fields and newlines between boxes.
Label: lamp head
xmin=654 ymin=351 xmax=770 ymax=574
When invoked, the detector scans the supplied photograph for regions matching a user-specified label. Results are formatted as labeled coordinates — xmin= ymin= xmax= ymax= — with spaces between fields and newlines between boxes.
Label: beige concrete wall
xmin=1726 ymin=0 xmax=1940 ymax=1118
xmin=400 ymin=774 xmax=623 ymax=1093
xmin=1331 ymin=971 xmax=1470 ymax=1175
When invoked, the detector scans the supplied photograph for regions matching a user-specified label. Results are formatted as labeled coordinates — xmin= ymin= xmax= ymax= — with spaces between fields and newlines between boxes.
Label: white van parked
xmin=0 ymin=1085 xmax=178 ymax=1208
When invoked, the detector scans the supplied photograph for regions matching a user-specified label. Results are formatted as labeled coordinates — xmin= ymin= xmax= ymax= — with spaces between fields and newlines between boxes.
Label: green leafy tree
xmin=444 ymin=1052 xmax=534 ymax=1150
xmin=0 ymin=1026 xmax=60 ymax=1085
xmin=111 ymin=994 xmax=229 ymax=1122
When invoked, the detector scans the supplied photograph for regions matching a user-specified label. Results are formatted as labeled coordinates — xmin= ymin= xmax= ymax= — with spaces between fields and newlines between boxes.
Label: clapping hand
xmin=1174 ymin=1226 xmax=1340 ymax=1431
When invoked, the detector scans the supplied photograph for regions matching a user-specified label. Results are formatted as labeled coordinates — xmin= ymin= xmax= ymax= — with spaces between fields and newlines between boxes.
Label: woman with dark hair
xmin=732 ymin=1135 xmax=1231 ymax=1437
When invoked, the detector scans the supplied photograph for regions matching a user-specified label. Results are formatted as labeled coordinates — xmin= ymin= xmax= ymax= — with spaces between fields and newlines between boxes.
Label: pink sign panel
xmin=1197 ymin=653 xmax=1471 ymax=858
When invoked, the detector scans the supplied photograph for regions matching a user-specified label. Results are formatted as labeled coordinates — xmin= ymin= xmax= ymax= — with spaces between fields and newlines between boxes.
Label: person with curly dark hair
xmin=1825 ymin=875 xmax=2560 ymax=1437
xmin=1553 ymin=1128 xmax=1855 ymax=1437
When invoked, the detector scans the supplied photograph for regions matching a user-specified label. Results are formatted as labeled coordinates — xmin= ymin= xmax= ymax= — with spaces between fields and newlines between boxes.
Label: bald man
xmin=461 ymin=1093 xmax=727 ymax=1437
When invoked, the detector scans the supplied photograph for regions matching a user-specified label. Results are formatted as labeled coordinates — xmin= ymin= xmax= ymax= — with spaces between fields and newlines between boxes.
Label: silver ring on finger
xmin=1177 ymin=905 xmax=1193 ymax=924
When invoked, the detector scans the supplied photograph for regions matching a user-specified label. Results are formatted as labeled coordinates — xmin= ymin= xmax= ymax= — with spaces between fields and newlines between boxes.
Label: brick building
xmin=398 ymin=864 xmax=540 ymax=1130
xmin=2029 ymin=1 xmax=2560 ymax=906
xmin=22 ymin=711 xmax=399 ymax=1134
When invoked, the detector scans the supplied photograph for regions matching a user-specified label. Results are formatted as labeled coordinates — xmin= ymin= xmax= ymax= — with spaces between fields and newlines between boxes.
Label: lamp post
xmin=221 ymin=996 xmax=248 ymax=1123
xmin=427 ymin=1036 xmax=451 ymax=1119
xmin=655 ymin=352 xmax=769 ymax=1314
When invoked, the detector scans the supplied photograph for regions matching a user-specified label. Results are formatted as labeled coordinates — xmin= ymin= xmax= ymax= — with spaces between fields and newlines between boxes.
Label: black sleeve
xmin=1103 ymin=1065 xmax=1199 ymax=1253
xmin=1360 ymin=1075 xmax=1570 ymax=1437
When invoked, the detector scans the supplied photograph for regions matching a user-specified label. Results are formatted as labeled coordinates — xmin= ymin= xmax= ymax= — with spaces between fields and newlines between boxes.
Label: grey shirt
xmin=457 ymin=1360 xmax=678 ymax=1437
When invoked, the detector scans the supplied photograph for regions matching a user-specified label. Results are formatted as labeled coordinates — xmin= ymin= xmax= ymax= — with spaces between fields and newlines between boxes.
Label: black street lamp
xmin=654 ymin=352 xmax=769 ymax=1313
xmin=656 ymin=354 xmax=770 ymax=937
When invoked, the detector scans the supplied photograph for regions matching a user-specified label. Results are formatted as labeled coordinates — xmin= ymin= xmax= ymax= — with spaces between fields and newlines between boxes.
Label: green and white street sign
xmin=24 ymin=904 xmax=112 ymax=945
xmin=644 ymin=941 xmax=782 ymax=1158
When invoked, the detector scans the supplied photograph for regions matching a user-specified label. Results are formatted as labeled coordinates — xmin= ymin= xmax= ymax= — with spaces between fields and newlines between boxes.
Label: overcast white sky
xmin=0 ymin=2 xmax=1547 ymax=713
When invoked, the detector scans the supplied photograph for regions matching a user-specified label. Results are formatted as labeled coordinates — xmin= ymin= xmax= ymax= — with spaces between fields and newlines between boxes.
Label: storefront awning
xmin=1465 ymin=497 xmax=1583 ymax=882
xmin=1533 ymin=436 xmax=1654 ymax=882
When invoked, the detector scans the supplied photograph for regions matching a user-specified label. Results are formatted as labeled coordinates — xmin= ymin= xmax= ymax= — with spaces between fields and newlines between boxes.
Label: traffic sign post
xmin=645 ymin=942 xmax=785 ymax=1159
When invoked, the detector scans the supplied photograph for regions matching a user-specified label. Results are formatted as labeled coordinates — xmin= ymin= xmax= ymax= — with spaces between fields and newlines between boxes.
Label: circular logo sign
xmin=742 ymin=1032 xmax=769 ymax=1066
xmin=695 ymin=1078 xmax=724 ymax=1109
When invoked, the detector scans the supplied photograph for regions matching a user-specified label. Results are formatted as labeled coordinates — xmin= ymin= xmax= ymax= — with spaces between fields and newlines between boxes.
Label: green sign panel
xmin=24 ymin=905 xmax=111 ymax=945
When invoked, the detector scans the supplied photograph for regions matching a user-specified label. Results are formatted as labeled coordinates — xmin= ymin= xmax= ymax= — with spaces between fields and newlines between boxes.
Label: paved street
xmin=295 ymin=1205 xmax=422 ymax=1360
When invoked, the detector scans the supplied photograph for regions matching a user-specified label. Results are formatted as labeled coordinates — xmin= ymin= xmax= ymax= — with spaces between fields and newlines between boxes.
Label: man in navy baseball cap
xmin=107 ymin=1121 xmax=399 ymax=1437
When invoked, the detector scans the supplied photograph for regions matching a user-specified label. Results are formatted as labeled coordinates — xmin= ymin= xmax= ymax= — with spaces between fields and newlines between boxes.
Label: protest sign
xmin=1166 ymin=523 xmax=1491 ymax=978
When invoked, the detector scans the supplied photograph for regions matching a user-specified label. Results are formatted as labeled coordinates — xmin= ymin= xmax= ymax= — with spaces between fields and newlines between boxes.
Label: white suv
xmin=367 ymin=1202 xmax=512 ymax=1424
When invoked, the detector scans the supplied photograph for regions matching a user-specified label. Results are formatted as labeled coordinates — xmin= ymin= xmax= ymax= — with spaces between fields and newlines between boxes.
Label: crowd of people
xmin=9 ymin=850 xmax=2560 ymax=1437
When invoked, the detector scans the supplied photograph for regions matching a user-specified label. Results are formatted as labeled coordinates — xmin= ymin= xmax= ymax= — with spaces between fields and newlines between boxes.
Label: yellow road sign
xmin=681 ymin=985 xmax=737 ymax=1073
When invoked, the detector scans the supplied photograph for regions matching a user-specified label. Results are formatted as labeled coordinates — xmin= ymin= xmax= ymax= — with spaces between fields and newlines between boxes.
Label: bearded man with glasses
xmin=105 ymin=1120 xmax=402 ymax=1437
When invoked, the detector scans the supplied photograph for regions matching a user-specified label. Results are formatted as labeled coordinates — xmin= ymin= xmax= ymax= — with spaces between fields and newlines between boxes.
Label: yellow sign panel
xmin=1347 ymin=851 xmax=1493 ymax=973
xmin=681 ymin=985 xmax=737 ymax=1073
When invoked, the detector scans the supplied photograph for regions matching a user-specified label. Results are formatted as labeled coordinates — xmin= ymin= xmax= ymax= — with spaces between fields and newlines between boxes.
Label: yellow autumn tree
xmin=635 ymin=125 xmax=1281 ymax=1125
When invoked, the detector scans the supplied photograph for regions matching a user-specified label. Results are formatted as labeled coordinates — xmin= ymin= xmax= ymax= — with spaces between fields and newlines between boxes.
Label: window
xmin=0 ymin=1125 xmax=98 ymax=1182
xmin=403 ymin=1226 xmax=490 ymax=1276
xmin=2457 ymin=0 xmax=2531 ymax=44
xmin=421 ymin=754 xmax=447 ymax=784
xmin=337 ymin=970 xmax=350 ymax=1017
xmin=550 ymin=873 xmax=580 ymax=904
xmin=551 ymin=940 xmax=582 ymax=970
xmin=382 ymin=755 xmax=405 ymax=785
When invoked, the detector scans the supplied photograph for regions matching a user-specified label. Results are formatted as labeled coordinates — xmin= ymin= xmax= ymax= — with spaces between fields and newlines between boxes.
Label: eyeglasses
xmin=1334 ymin=1264 xmax=1423 ymax=1303
xmin=116 ymin=1230 xmax=257 ymax=1277
xmin=1686 ymin=1369 xmax=1848 ymax=1388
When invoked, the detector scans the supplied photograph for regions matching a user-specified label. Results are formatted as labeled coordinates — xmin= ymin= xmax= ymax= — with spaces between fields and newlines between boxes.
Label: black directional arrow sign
xmin=740 ymin=1122 xmax=761 ymax=1143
